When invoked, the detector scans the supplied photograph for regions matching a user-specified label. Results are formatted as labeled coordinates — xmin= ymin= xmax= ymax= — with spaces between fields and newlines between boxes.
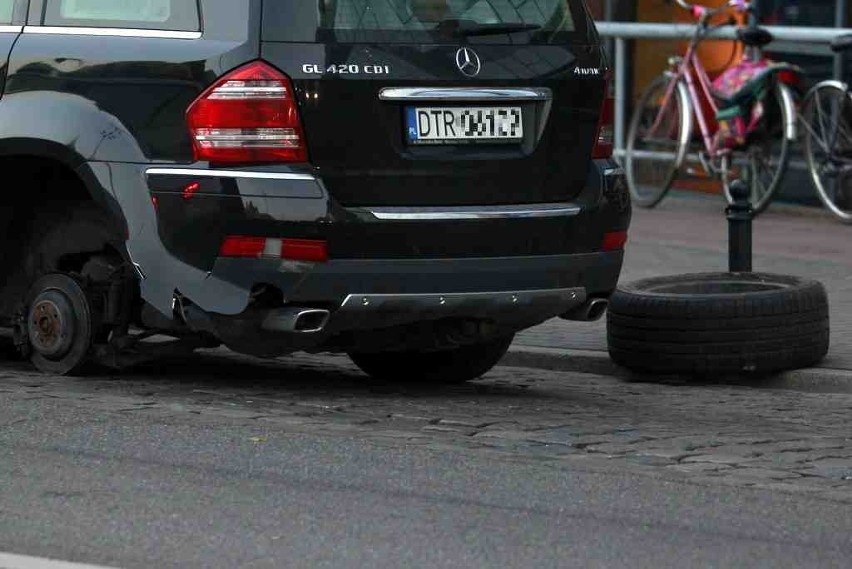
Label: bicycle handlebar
xmin=675 ymin=0 xmax=752 ymax=22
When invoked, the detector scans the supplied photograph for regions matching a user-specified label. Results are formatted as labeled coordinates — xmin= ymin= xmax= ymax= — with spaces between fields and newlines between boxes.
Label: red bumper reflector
xmin=603 ymin=230 xmax=628 ymax=252
xmin=219 ymin=236 xmax=328 ymax=263
xmin=282 ymin=239 xmax=329 ymax=263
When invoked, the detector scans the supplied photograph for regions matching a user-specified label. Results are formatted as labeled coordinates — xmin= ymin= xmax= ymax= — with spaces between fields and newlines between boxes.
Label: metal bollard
xmin=726 ymin=180 xmax=753 ymax=273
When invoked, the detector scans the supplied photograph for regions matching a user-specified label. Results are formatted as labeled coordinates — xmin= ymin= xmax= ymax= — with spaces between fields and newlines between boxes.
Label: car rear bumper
xmin=90 ymin=159 xmax=629 ymax=355
xmin=181 ymin=251 xmax=623 ymax=356
xmin=213 ymin=250 xmax=623 ymax=301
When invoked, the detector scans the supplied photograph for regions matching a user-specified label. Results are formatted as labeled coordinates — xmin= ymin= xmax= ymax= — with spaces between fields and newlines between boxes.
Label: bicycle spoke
xmin=835 ymin=114 xmax=852 ymax=150
xmin=754 ymin=155 xmax=772 ymax=187
xmin=750 ymin=158 xmax=768 ymax=203
xmin=801 ymin=112 xmax=832 ymax=155
xmin=815 ymin=89 xmax=832 ymax=148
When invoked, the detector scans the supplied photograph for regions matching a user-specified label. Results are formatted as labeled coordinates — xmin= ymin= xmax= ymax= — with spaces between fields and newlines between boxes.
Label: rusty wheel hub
xmin=27 ymin=292 xmax=75 ymax=359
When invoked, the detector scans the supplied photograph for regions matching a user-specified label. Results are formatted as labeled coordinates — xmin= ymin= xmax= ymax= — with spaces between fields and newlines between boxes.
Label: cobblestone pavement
xmin=3 ymin=351 xmax=852 ymax=502
xmin=518 ymin=193 xmax=852 ymax=370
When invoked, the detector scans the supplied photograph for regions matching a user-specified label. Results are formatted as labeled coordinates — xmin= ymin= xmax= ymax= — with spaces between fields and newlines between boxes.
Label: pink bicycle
xmin=625 ymin=0 xmax=800 ymax=213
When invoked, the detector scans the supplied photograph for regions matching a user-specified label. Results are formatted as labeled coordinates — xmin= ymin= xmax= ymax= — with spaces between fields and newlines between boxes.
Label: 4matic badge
xmin=574 ymin=67 xmax=601 ymax=76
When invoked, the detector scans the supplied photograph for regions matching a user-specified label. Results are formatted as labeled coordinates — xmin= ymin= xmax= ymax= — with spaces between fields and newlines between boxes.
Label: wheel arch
xmin=0 ymin=148 xmax=130 ymax=322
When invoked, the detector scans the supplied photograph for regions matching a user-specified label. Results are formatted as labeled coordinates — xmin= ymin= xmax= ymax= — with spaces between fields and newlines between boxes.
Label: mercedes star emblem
xmin=455 ymin=47 xmax=482 ymax=77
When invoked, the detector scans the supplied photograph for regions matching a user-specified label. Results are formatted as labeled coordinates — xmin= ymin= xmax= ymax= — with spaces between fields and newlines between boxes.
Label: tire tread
xmin=607 ymin=273 xmax=830 ymax=376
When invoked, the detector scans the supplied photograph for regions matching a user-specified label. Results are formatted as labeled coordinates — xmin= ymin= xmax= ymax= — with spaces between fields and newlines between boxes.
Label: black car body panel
xmin=261 ymin=1 xmax=604 ymax=207
xmin=0 ymin=0 xmax=630 ymax=361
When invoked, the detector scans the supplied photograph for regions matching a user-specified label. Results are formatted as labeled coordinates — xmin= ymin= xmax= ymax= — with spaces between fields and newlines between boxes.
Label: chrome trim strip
xmin=364 ymin=203 xmax=581 ymax=221
xmin=379 ymin=87 xmax=552 ymax=102
xmin=0 ymin=25 xmax=22 ymax=33
xmin=146 ymin=168 xmax=315 ymax=181
xmin=338 ymin=287 xmax=585 ymax=311
xmin=24 ymin=26 xmax=202 ymax=40
xmin=328 ymin=287 xmax=587 ymax=333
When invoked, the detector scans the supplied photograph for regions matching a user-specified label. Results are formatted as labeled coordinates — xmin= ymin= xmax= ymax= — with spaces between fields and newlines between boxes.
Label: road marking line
xmin=0 ymin=552 xmax=120 ymax=569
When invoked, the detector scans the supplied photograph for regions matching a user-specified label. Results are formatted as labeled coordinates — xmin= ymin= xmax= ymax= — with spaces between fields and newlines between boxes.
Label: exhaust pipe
xmin=560 ymin=298 xmax=609 ymax=322
xmin=262 ymin=307 xmax=331 ymax=333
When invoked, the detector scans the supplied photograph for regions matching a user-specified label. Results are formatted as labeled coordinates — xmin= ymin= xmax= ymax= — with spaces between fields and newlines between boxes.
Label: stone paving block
xmin=748 ymin=451 xmax=852 ymax=467
xmin=585 ymin=442 xmax=647 ymax=455
xmin=639 ymin=436 xmax=729 ymax=452
xmin=750 ymin=440 xmax=849 ymax=453
xmin=723 ymin=468 xmax=803 ymax=481
xmin=388 ymin=413 xmax=435 ymax=423
xmin=437 ymin=418 xmax=494 ymax=428
xmin=472 ymin=429 xmax=537 ymax=441
xmin=682 ymin=454 xmax=761 ymax=465
xmin=796 ymin=459 xmax=852 ymax=480
xmin=633 ymin=449 xmax=697 ymax=462
xmin=421 ymin=425 xmax=479 ymax=436
xmin=629 ymin=455 xmax=679 ymax=467
xmin=669 ymin=463 xmax=734 ymax=474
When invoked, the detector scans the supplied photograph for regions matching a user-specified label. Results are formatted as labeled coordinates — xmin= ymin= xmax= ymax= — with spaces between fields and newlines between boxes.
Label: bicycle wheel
xmin=625 ymin=74 xmax=692 ymax=208
xmin=802 ymin=82 xmax=852 ymax=223
xmin=723 ymin=82 xmax=795 ymax=214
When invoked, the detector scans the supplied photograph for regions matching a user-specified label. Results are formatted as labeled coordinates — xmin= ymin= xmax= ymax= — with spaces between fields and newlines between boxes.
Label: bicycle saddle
xmin=737 ymin=27 xmax=774 ymax=48
xmin=831 ymin=34 xmax=852 ymax=53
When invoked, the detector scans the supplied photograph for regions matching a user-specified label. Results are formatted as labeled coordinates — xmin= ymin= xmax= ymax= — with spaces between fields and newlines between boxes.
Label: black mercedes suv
xmin=0 ymin=0 xmax=630 ymax=382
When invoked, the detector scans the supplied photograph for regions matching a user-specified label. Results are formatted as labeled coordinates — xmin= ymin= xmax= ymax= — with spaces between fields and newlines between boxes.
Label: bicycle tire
xmin=625 ymin=74 xmax=692 ymax=208
xmin=802 ymin=81 xmax=852 ymax=224
xmin=722 ymin=82 xmax=795 ymax=215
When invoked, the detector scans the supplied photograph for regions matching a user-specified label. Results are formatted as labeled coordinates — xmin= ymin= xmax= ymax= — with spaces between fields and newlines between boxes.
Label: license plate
xmin=406 ymin=106 xmax=523 ymax=145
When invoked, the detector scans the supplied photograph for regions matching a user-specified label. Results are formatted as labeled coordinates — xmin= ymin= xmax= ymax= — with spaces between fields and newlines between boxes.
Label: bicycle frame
xmin=627 ymin=0 xmax=799 ymax=214
xmin=651 ymin=30 xmax=724 ymax=157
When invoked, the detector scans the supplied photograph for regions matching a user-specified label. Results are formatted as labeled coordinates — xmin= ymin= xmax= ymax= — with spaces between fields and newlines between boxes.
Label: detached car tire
xmin=349 ymin=335 xmax=514 ymax=384
xmin=607 ymin=273 xmax=830 ymax=376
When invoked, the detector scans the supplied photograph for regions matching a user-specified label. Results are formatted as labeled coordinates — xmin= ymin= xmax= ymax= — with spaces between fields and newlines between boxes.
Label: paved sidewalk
xmin=516 ymin=192 xmax=852 ymax=371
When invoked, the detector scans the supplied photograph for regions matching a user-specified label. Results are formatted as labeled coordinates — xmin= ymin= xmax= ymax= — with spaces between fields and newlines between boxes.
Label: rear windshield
xmin=264 ymin=1 xmax=589 ymax=44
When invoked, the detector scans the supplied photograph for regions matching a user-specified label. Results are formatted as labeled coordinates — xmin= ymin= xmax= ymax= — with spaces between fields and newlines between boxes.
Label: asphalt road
xmin=1 ymin=352 xmax=851 ymax=568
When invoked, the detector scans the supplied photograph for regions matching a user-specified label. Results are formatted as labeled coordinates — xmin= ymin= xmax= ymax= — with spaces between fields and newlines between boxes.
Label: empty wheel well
xmin=0 ymin=156 xmax=126 ymax=322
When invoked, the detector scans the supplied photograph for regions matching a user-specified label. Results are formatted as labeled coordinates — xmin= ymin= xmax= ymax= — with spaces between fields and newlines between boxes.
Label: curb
xmin=503 ymin=346 xmax=852 ymax=395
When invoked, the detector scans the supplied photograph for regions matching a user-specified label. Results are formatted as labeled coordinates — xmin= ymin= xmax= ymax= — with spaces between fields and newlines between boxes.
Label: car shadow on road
xmin=86 ymin=350 xmax=549 ymax=401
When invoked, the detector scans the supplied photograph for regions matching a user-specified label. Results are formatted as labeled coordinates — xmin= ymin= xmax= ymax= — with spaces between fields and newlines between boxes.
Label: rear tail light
xmin=219 ymin=236 xmax=328 ymax=263
xmin=187 ymin=61 xmax=307 ymax=164
xmin=603 ymin=230 xmax=628 ymax=252
xmin=592 ymin=95 xmax=615 ymax=160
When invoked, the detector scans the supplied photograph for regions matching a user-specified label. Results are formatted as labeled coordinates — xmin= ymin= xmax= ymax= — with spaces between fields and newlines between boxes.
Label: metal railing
xmin=596 ymin=22 xmax=852 ymax=152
